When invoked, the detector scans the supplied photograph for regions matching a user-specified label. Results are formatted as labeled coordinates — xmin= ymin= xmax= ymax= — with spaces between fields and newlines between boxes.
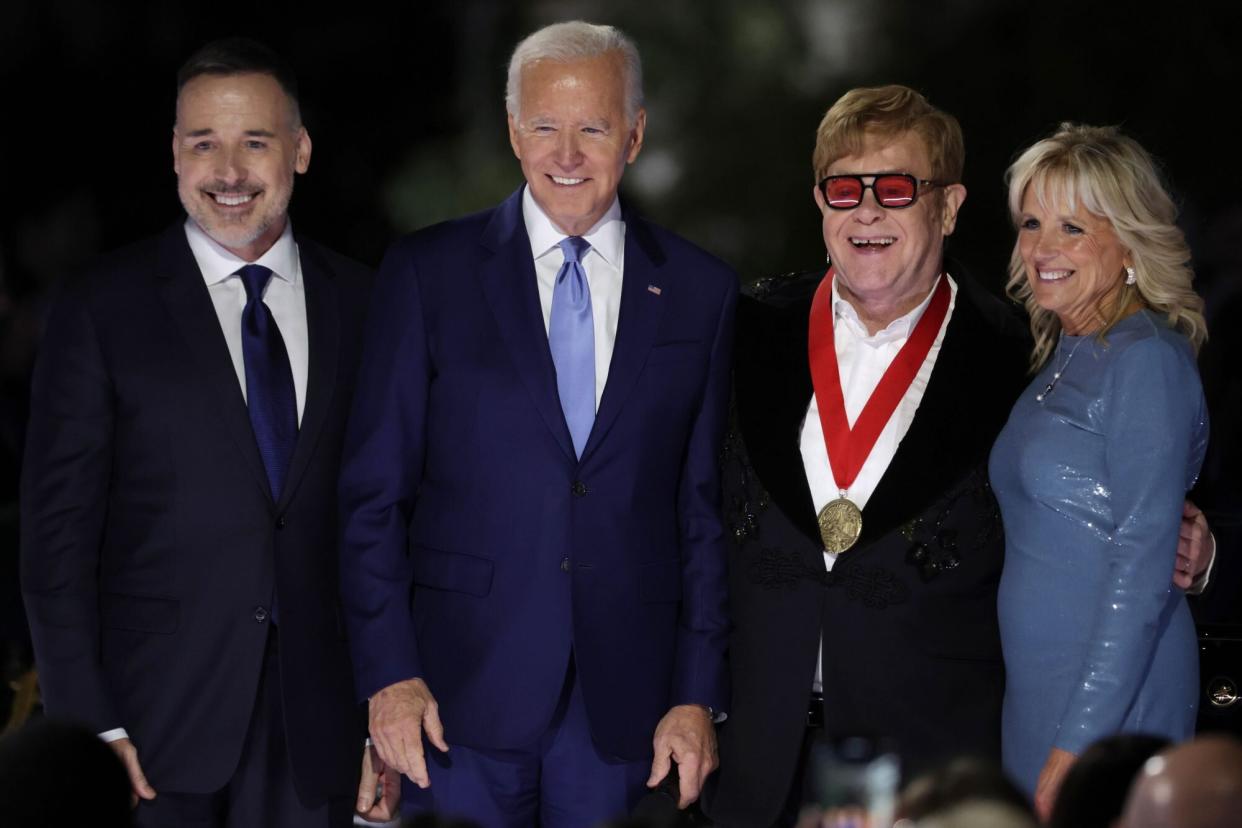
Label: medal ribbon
xmin=808 ymin=269 xmax=951 ymax=496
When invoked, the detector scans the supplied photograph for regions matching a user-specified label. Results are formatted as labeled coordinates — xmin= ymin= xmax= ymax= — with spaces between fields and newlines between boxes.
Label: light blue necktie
xmin=549 ymin=236 xmax=595 ymax=458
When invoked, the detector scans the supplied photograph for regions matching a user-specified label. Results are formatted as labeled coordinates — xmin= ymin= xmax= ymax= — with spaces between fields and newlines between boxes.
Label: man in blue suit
xmin=340 ymin=20 xmax=737 ymax=827
xmin=21 ymin=39 xmax=369 ymax=827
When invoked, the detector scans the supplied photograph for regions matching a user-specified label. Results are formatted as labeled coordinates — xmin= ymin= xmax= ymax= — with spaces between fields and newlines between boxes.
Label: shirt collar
xmin=184 ymin=218 xmax=300 ymax=287
xmin=831 ymin=272 xmax=952 ymax=345
xmin=521 ymin=185 xmax=625 ymax=268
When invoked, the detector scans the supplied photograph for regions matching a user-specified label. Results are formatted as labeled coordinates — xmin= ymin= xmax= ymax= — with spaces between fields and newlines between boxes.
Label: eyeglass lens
xmin=823 ymin=175 xmax=918 ymax=209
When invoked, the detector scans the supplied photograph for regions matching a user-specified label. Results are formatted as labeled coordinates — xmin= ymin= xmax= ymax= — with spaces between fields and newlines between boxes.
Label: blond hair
xmin=812 ymin=85 xmax=964 ymax=184
xmin=1005 ymin=123 xmax=1206 ymax=370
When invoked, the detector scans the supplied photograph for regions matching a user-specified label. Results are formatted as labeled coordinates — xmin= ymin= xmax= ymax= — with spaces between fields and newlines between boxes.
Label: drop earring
xmin=1125 ymin=265 xmax=1137 ymax=285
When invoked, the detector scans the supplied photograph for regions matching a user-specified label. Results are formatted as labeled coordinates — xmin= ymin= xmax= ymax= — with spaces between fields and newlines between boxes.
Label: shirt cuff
xmin=98 ymin=728 xmax=128 ymax=743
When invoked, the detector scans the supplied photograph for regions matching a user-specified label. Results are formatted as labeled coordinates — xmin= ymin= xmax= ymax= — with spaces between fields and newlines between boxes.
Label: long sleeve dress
xmin=988 ymin=309 xmax=1208 ymax=796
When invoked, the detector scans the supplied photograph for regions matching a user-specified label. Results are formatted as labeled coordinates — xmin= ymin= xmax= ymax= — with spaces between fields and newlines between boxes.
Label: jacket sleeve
xmin=20 ymin=281 xmax=121 ymax=732
xmin=338 ymin=239 xmax=430 ymax=701
xmin=671 ymin=268 xmax=738 ymax=714
xmin=1054 ymin=337 xmax=1206 ymax=753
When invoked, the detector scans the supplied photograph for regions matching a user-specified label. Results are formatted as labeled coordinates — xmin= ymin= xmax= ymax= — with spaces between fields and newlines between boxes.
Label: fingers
xmin=377 ymin=766 xmax=402 ymax=821
xmin=368 ymin=678 xmax=446 ymax=788
xmin=648 ymin=705 xmax=717 ymax=807
xmin=356 ymin=744 xmax=381 ymax=814
xmin=423 ymin=699 xmax=449 ymax=754
xmin=356 ymin=748 xmax=401 ymax=822
xmin=402 ymin=729 xmax=430 ymax=789
xmin=108 ymin=738 xmax=156 ymax=808
xmin=676 ymin=749 xmax=705 ymax=808
xmin=647 ymin=747 xmax=672 ymax=789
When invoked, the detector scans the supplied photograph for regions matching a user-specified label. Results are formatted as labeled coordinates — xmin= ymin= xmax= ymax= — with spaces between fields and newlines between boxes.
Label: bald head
xmin=1120 ymin=736 xmax=1242 ymax=828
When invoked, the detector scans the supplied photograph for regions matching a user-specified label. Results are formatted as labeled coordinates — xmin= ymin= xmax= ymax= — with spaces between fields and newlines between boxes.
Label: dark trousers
xmin=402 ymin=658 xmax=651 ymax=828
xmin=135 ymin=630 xmax=352 ymax=828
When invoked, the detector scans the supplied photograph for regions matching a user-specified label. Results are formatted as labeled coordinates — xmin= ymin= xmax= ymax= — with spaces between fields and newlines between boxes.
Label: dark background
xmin=2 ymin=0 xmax=1240 ymax=687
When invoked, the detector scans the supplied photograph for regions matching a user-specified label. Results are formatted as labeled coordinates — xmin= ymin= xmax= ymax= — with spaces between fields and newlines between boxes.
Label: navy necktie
xmin=548 ymin=237 xmax=595 ymax=458
xmin=237 ymin=264 xmax=297 ymax=501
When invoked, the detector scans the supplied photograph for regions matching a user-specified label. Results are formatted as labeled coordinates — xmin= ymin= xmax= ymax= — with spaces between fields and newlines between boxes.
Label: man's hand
xmin=647 ymin=704 xmax=717 ymax=809
xmin=367 ymin=677 xmax=448 ymax=789
xmin=356 ymin=741 xmax=401 ymax=821
xmin=1176 ymin=500 xmax=1214 ymax=590
xmin=1033 ymin=746 xmax=1076 ymax=822
xmin=108 ymin=738 xmax=157 ymax=807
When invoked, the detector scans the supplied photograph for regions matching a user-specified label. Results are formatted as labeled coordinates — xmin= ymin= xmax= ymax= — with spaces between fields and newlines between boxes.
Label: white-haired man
xmin=341 ymin=20 xmax=737 ymax=826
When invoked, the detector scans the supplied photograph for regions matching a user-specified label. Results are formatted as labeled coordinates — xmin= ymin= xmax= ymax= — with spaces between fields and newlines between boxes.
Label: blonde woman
xmin=988 ymin=123 xmax=1208 ymax=819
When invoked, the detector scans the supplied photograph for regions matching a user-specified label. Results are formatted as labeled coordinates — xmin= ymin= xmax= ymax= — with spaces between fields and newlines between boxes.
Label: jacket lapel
xmin=579 ymin=213 xmax=666 ymax=461
xmin=476 ymin=189 xmax=578 ymax=462
xmin=734 ymin=275 xmax=822 ymax=546
xmin=153 ymin=224 xmax=273 ymax=507
xmin=856 ymin=287 xmax=991 ymax=546
xmin=276 ymin=238 xmax=339 ymax=511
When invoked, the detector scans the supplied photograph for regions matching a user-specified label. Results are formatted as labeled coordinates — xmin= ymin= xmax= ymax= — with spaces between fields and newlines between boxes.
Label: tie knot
xmin=236 ymin=264 xmax=274 ymax=302
xmin=558 ymin=236 xmax=591 ymax=265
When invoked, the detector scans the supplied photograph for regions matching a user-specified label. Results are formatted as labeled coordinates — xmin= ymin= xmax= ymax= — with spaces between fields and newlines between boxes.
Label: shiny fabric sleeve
xmin=1053 ymin=337 xmax=1207 ymax=754
xmin=338 ymin=238 xmax=427 ymax=701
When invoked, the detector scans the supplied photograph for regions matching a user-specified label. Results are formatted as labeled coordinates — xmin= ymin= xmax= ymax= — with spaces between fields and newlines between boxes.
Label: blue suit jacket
xmin=339 ymin=189 xmax=736 ymax=760
xmin=20 ymin=224 xmax=371 ymax=797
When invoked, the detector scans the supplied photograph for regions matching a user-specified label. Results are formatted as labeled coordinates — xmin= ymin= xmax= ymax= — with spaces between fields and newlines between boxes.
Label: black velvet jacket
xmin=705 ymin=267 xmax=1029 ymax=827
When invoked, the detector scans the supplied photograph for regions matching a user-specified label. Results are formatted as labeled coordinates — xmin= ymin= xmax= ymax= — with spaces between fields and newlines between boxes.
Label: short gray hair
xmin=505 ymin=20 xmax=644 ymax=124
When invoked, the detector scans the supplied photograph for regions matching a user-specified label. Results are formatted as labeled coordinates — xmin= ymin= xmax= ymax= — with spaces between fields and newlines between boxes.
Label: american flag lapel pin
xmin=647 ymin=284 xmax=662 ymax=295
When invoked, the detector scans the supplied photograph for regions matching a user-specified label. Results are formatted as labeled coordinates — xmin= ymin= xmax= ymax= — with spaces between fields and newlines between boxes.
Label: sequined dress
xmin=988 ymin=310 xmax=1208 ymax=796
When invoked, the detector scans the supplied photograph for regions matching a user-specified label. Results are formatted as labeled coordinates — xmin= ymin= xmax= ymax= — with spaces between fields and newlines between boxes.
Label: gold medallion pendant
xmin=817 ymin=497 xmax=862 ymax=554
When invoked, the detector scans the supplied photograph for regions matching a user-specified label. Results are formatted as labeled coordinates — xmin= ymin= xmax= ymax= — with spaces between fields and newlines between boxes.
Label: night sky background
xmin=3 ymin=0 xmax=1241 ymax=689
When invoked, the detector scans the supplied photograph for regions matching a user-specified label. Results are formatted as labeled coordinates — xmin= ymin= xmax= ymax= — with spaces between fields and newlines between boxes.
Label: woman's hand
xmin=1034 ymin=747 xmax=1077 ymax=821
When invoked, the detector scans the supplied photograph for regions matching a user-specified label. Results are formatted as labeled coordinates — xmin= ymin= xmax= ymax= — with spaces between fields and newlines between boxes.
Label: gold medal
xmin=817 ymin=497 xmax=862 ymax=554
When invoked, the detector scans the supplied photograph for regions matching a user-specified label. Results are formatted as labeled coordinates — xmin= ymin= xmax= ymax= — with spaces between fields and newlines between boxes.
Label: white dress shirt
xmin=522 ymin=186 xmax=625 ymax=411
xmin=801 ymin=274 xmax=957 ymax=690
xmin=186 ymin=218 xmax=309 ymax=424
xmin=98 ymin=219 xmax=311 ymax=744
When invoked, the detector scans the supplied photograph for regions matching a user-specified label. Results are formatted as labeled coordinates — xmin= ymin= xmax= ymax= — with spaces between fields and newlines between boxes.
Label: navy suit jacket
xmin=339 ymin=189 xmax=736 ymax=760
xmin=20 ymin=223 xmax=371 ymax=799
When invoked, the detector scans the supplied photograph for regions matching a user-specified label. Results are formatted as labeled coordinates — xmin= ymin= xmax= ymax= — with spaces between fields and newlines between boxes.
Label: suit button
xmin=571 ymin=481 xmax=587 ymax=497
xmin=276 ymin=516 xmax=287 ymax=529
xmin=254 ymin=606 xmax=269 ymax=623
xmin=560 ymin=557 xmax=570 ymax=572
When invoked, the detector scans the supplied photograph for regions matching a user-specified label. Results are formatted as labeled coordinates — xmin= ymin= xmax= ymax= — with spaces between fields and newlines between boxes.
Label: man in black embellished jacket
xmin=700 ymin=85 xmax=1030 ymax=827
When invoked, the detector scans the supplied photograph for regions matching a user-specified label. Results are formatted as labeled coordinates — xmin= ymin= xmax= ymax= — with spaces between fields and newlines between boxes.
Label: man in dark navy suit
xmin=339 ymin=20 xmax=736 ymax=828
xmin=21 ymin=38 xmax=369 ymax=827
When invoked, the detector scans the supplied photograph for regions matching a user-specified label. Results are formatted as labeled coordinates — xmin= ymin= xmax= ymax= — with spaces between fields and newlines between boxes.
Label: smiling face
xmin=813 ymin=130 xmax=965 ymax=333
xmin=507 ymin=53 xmax=645 ymax=236
xmin=1017 ymin=186 xmax=1130 ymax=334
xmin=173 ymin=72 xmax=310 ymax=261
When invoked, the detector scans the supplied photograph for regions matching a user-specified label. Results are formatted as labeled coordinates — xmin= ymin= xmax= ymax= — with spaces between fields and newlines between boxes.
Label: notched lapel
xmin=579 ymin=217 xmax=665 ymax=461
xmin=277 ymin=241 xmax=339 ymax=511
xmin=153 ymin=226 xmax=273 ymax=507
xmin=477 ymin=192 xmax=577 ymax=462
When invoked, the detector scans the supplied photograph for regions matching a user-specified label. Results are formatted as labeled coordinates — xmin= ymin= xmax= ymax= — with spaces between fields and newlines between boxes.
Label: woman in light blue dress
xmin=988 ymin=123 xmax=1209 ymax=819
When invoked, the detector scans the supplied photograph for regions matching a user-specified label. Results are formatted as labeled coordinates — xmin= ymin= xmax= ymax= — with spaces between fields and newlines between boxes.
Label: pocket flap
xmin=411 ymin=545 xmax=494 ymax=597
xmin=100 ymin=592 xmax=179 ymax=635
